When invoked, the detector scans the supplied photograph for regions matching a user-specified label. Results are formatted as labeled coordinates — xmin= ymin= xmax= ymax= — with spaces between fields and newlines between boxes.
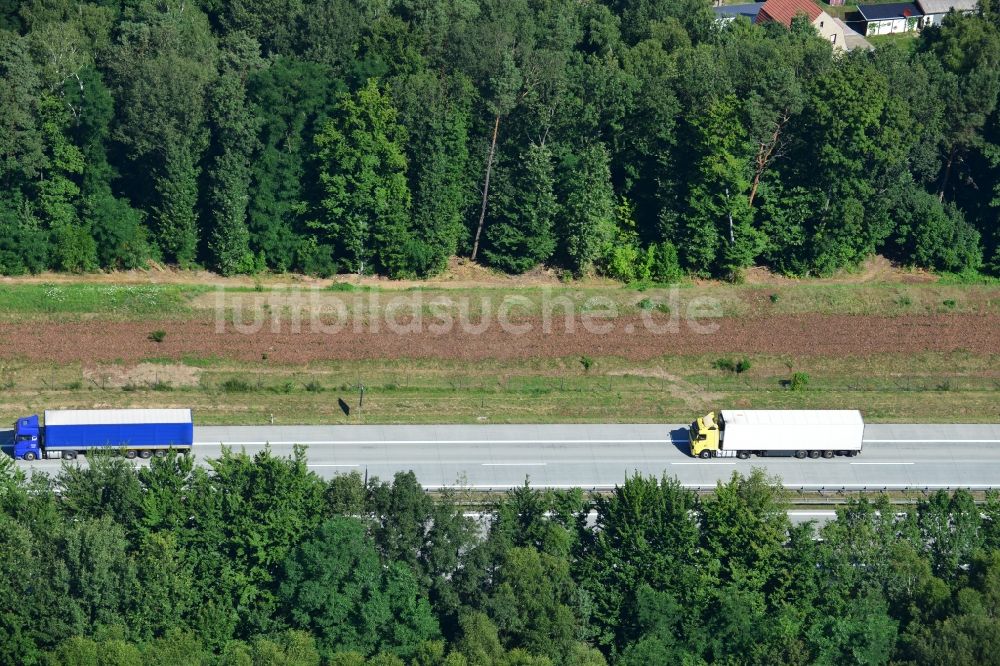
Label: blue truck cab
xmin=14 ymin=415 xmax=42 ymax=460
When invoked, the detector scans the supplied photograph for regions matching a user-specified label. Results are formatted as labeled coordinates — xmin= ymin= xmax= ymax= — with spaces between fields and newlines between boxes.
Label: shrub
xmin=148 ymin=330 xmax=167 ymax=343
xmin=937 ymin=269 xmax=1000 ymax=285
xmin=714 ymin=358 xmax=751 ymax=374
xmin=943 ymin=299 xmax=957 ymax=309
xmin=605 ymin=243 xmax=644 ymax=282
xmin=887 ymin=185 xmax=982 ymax=273
xmin=725 ymin=268 xmax=746 ymax=285
xmin=221 ymin=378 xmax=253 ymax=392
xmin=579 ymin=356 xmax=593 ymax=372
xmin=327 ymin=282 xmax=360 ymax=292
xmin=304 ymin=380 xmax=324 ymax=393
xmin=714 ymin=358 xmax=736 ymax=372
xmin=150 ymin=380 xmax=174 ymax=391
xmin=789 ymin=372 xmax=809 ymax=391
xmin=647 ymin=241 xmax=682 ymax=284
xmin=0 ymin=196 xmax=48 ymax=275
xmin=638 ymin=298 xmax=653 ymax=310
xmin=769 ymin=293 xmax=780 ymax=303
xmin=602 ymin=196 xmax=647 ymax=283
xmin=65 ymin=380 xmax=83 ymax=390
xmin=85 ymin=191 xmax=150 ymax=270
xmin=50 ymin=222 xmax=98 ymax=273
xmin=298 ymin=240 xmax=338 ymax=277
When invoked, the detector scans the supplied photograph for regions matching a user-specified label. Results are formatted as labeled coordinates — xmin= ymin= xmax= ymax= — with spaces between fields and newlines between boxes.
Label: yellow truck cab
xmin=689 ymin=411 xmax=721 ymax=458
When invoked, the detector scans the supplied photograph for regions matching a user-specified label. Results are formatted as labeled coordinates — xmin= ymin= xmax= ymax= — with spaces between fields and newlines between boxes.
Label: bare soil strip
xmin=1 ymin=314 xmax=996 ymax=363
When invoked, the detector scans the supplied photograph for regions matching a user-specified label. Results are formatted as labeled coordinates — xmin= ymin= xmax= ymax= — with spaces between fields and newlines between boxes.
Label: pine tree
xmin=206 ymin=71 xmax=259 ymax=275
xmin=310 ymin=79 xmax=412 ymax=276
xmin=246 ymin=58 xmax=343 ymax=273
xmin=105 ymin=3 xmax=217 ymax=267
xmin=682 ymin=96 xmax=761 ymax=277
xmin=557 ymin=142 xmax=617 ymax=275
xmin=393 ymin=71 xmax=473 ymax=276
xmin=482 ymin=142 xmax=557 ymax=273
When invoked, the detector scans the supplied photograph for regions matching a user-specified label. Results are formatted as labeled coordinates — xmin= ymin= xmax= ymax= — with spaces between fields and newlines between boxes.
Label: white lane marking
xmin=308 ymin=464 xmax=360 ymax=468
xmin=304 ymin=459 xmax=683 ymax=466
xmin=792 ymin=484 xmax=1000 ymax=490
xmin=788 ymin=511 xmax=837 ymax=517
xmin=195 ymin=439 xmax=671 ymax=446
xmin=481 ymin=462 xmax=547 ymax=467
xmin=671 ymin=461 xmax=737 ymax=465
xmin=851 ymin=462 xmax=914 ymax=465
xmin=864 ymin=439 xmax=1000 ymax=443
xmin=415 ymin=484 xmax=1000 ymax=491
xmin=421 ymin=484 xmax=623 ymax=489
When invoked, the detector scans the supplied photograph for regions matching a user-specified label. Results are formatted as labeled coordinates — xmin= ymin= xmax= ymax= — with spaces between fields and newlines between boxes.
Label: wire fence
xmin=7 ymin=368 xmax=998 ymax=397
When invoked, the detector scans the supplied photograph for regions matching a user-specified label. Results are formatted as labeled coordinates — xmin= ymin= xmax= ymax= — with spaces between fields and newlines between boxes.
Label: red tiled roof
xmin=756 ymin=0 xmax=822 ymax=27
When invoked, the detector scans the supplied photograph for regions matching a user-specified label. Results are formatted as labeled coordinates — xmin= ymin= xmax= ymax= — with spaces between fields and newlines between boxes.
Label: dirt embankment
xmin=0 ymin=254 xmax=935 ymax=290
xmin=0 ymin=313 xmax=996 ymax=363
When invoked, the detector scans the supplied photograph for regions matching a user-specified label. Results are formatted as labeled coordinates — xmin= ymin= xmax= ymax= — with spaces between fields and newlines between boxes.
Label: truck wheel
xmin=22 ymin=452 xmax=35 ymax=461
xmin=154 ymin=450 xmax=167 ymax=458
xmin=737 ymin=451 xmax=750 ymax=459
xmin=699 ymin=450 xmax=712 ymax=459
xmin=808 ymin=450 xmax=820 ymax=459
xmin=822 ymin=450 xmax=834 ymax=459
xmin=63 ymin=451 xmax=77 ymax=460
xmin=795 ymin=450 xmax=807 ymax=459
xmin=125 ymin=450 xmax=137 ymax=459
xmin=139 ymin=450 xmax=153 ymax=459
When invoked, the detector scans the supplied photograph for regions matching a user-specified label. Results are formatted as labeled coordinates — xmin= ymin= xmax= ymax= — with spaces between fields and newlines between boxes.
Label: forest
xmin=2 ymin=0 xmax=999 ymax=280
xmin=1 ymin=449 xmax=1000 ymax=665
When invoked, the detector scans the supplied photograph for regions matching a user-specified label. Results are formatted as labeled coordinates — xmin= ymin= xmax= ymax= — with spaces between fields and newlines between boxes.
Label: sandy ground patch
xmin=82 ymin=363 xmax=201 ymax=389
xmin=738 ymin=255 xmax=937 ymax=285
xmin=606 ymin=368 xmax=724 ymax=410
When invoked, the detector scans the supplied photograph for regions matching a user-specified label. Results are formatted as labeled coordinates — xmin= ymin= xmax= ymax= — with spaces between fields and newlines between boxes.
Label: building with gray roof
xmin=916 ymin=0 xmax=978 ymax=26
xmin=713 ymin=2 xmax=766 ymax=23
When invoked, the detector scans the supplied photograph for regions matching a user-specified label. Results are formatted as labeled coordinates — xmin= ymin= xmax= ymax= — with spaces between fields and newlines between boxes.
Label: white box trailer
xmin=689 ymin=409 xmax=865 ymax=459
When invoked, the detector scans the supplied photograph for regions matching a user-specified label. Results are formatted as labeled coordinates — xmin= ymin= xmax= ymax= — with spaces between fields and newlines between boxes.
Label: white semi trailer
xmin=689 ymin=409 xmax=865 ymax=459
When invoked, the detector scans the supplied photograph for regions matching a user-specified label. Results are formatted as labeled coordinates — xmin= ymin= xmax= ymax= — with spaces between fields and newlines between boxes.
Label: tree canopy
xmin=1 ymin=0 xmax=999 ymax=278
xmin=2 ymin=450 xmax=1000 ymax=665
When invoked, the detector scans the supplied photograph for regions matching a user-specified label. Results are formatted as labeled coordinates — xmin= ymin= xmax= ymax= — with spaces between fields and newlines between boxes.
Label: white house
xmin=857 ymin=2 xmax=922 ymax=36
xmin=755 ymin=0 xmax=848 ymax=50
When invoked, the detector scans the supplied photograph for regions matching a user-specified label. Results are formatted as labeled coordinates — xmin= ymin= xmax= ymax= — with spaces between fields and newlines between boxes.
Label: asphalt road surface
xmin=11 ymin=423 xmax=1000 ymax=491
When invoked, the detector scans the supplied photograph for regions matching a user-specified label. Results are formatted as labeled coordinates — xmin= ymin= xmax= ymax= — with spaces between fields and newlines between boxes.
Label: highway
xmin=11 ymin=423 xmax=1000 ymax=492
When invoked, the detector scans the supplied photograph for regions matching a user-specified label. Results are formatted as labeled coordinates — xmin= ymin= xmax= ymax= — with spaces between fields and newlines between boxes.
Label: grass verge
xmin=0 ymin=283 xmax=205 ymax=320
xmin=0 ymin=279 xmax=997 ymax=321
xmin=0 ymin=352 xmax=995 ymax=425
